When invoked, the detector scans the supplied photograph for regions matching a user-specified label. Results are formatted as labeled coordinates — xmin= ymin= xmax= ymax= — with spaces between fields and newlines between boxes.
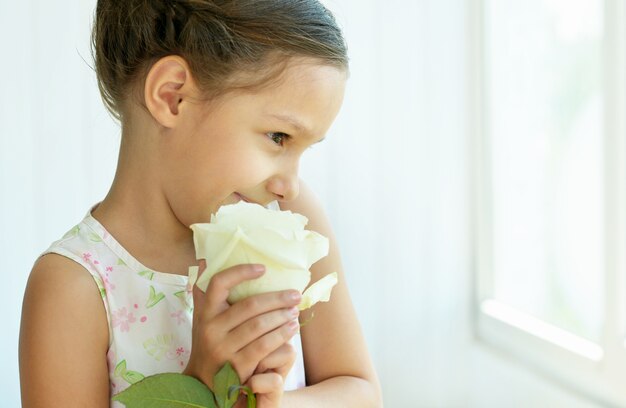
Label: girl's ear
xmin=144 ymin=56 xmax=196 ymax=128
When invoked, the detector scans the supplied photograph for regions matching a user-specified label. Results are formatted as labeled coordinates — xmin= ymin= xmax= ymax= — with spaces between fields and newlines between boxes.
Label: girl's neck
xmin=92 ymin=137 xmax=197 ymax=276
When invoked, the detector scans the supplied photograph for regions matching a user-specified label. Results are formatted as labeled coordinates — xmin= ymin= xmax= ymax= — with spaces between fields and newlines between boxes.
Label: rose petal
xmin=193 ymin=227 xmax=245 ymax=292
xmin=195 ymin=224 xmax=328 ymax=270
xmin=299 ymin=272 xmax=338 ymax=310
xmin=228 ymin=267 xmax=311 ymax=304
xmin=207 ymin=230 xmax=313 ymax=299
xmin=212 ymin=201 xmax=309 ymax=231
xmin=189 ymin=201 xmax=333 ymax=305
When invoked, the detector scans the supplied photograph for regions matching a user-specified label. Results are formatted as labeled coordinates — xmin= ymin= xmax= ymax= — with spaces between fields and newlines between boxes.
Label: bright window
xmin=488 ymin=0 xmax=605 ymax=343
xmin=471 ymin=0 xmax=626 ymax=404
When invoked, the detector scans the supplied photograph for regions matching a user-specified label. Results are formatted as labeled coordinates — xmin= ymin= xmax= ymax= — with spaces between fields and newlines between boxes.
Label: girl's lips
xmin=234 ymin=192 xmax=253 ymax=203
xmin=234 ymin=192 xmax=271 ymax=207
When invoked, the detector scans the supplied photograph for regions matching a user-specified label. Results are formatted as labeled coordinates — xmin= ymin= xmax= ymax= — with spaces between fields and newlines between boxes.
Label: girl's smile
xmin=233 ymin=192 xmax=255 ymax=205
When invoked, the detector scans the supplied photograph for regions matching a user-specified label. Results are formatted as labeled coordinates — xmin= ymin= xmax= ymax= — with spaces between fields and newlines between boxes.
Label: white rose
xmin=189 ymin=201 xmax=338 ymax=310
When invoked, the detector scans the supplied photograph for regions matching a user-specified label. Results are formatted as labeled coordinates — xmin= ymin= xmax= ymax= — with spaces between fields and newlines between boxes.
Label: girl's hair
xmin=92 ymin=0 xmax=349 ymax=121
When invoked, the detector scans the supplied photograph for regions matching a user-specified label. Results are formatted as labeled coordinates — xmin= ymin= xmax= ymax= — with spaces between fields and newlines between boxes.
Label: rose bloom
xmin=189 ymin=201 xmax=337 ymax=310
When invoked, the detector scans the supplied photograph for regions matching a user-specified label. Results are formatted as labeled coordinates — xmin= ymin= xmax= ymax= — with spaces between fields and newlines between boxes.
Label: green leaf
xmin=146 ymin=286 xmax=166 ymax=308
xmin=213 ymin=362 xmax=240 ymax=408
xmin=112 ymin=363 xmax=256 ymax=408
xmin=112 ymin=373 xmax=217 ymax=408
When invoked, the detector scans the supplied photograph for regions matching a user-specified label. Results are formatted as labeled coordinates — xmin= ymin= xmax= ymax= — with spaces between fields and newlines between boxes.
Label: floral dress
xmin=41 ymin=204 xmax=306 ymax=407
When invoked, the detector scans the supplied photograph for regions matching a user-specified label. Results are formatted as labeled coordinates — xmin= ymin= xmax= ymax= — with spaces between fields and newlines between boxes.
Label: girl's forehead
xmin=216 ymin=61 xmax=346 ymax=108
xmin=263 ymin=65 xmax=346 ymax=136
xmin=197 ymin=62 xmax=345 ymax=139
xmin=204 ymin=59 xmax=346 ymax=107
xmin=237 ymin=56 xmax=346 ymax=92
xmin=282 ymin=59 xmax=347 ymax=87
xmin=260 ymin=62 xmax=346 ymax=101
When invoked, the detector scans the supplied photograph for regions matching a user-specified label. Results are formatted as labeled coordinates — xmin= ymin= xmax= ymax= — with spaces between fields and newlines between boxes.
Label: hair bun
xmin=93 ymin=0 xmax=348 ymax=121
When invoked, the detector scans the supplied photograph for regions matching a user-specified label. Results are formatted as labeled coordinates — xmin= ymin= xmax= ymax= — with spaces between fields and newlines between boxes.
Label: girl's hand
xmin=183 ymin=260 xmax=301 ymax=389
xmin=235 ymin=342 xmax=297 ymax=408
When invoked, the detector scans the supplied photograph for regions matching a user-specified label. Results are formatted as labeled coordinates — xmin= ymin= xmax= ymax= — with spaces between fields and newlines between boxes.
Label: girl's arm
xmin=279 ymin=180 xmax=383 ymax=407
xmin=19 ymin=254 xmax=110 ymax=407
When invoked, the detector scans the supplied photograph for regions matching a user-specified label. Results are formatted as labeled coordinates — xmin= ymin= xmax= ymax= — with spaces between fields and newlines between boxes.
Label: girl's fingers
xmin=215 ymin=290 xmax=301 ymax=333
xmin=233 ymin=320 xmax=299 ymax=379
xmin=226 ymin=307 xmax=299 ymax=352
xmin=201 ymin=263 xmax=266 ymax=319
xmin=255 ymin=343 xmax=297 ymax=379
xmin=247 ymin=372 xmax=284 ymax=401
xmin=187 ymin=261 xmax=300 ymax=387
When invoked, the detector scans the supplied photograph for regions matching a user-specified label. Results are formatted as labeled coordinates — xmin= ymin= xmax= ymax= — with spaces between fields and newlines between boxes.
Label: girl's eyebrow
xmin=267 ymin=113 xmax=326 ymax=144
xmin=267 ymin=113 xmax=314 ymax=137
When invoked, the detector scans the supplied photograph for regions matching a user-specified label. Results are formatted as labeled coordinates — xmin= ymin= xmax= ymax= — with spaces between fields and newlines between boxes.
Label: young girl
xmin=18 ymin=0 xmax=381 ymax=407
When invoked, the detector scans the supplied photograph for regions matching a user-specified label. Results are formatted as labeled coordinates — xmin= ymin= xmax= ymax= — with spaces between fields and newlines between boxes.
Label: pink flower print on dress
xmin=82 ymin=252 xmax=100 ymax=267
xmin=112 ymin=307 xmax=137 ymax=332
xmin=166 ymin=345 xmax=190 ymax=361
xmin=103 ymin=268 xmax=116 ymax=291
xmin=170 ymin=310 xmax=186 ymax=326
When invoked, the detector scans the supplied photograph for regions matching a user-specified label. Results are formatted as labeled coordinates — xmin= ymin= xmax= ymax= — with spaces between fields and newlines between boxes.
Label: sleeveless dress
xmin=40 ymin=203 xmax=306 ymax=407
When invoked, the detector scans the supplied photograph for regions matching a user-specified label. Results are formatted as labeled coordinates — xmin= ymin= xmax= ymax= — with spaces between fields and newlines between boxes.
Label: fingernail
xmin=289 ymin=291 xmax=301 ymax=301
xmin=288 ymin=320 xmax=299 ymax=331
xmin=289 ymin=307 xmax=299 ymax=317
xmin=253 ymin=264 xmax=265 ymax=273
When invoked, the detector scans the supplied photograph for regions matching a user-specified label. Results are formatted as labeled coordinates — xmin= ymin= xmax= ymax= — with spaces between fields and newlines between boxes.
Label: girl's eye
xmin=267 ymin=132 xmax=289 ymax=146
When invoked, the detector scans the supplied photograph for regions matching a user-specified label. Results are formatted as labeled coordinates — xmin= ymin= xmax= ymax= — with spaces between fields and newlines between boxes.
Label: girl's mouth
xmin=234 ymin=192 xmax=253 ymax=203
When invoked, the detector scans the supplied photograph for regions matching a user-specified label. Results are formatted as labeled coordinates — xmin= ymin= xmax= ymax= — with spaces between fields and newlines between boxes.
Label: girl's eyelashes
xmin=266 ymin=132 xmax=290 ymax=146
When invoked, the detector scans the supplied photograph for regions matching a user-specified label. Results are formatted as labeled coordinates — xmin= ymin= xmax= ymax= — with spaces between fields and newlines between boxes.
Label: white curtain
xmin=0 ymin=0 xmax=604 ymax=406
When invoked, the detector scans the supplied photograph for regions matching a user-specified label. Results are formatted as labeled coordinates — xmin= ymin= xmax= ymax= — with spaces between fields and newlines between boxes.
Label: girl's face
xmin=161 ymin=60 xmax=347 ymax=226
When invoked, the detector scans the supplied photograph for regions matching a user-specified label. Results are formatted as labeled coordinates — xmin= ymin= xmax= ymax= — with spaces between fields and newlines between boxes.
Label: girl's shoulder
xmin=19 ymin=253 xmax=111 ymax=405
xmin=24 ymin=252 xmax=110 ymax=345
xmin=29 ymin=251 xmax=104 ymax=293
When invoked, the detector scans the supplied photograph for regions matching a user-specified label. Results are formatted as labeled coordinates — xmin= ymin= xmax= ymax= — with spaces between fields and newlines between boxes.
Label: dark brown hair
xmin=92 ymin=0 xmax=349 ymax=121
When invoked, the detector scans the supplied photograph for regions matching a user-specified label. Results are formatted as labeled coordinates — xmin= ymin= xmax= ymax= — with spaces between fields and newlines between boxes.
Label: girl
xmin=19 ymin=0 xmax=381 ymax=407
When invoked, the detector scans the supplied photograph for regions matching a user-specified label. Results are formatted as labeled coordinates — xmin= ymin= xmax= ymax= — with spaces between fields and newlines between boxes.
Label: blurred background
xmin=2 ymin=0 xmax=625 ymax=406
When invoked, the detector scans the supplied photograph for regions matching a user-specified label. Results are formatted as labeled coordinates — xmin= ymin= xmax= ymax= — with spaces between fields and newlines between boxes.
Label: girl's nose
xmin=266 ymin=170 xmax=300 ymax=202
